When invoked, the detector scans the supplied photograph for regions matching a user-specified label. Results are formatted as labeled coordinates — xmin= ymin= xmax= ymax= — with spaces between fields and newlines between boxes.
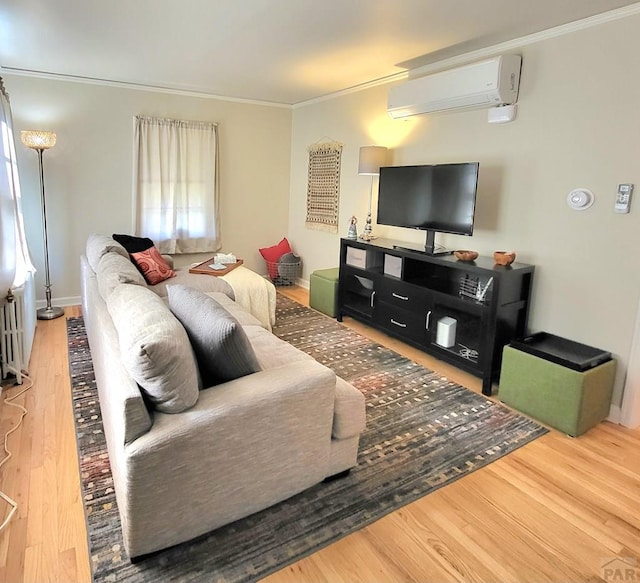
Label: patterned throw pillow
xmin=130 ymin=246 xmax=176 ymax=285
xmin=259 ymin=237 xmax=292 ymax=279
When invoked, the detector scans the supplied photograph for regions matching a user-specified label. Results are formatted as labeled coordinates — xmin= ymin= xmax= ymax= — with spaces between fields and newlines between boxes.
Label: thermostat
xmin=567 ymin=188 xmax=594 ymax=211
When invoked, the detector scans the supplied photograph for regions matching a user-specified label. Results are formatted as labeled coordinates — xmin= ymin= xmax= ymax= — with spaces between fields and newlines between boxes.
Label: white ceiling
xmin=1 ymin=0 xmax=638 ymax=105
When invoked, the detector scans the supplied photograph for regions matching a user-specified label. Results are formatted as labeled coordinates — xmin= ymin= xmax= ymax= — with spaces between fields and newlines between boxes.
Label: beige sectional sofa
xmin=80 ymin=235 xmax=366 ymax=558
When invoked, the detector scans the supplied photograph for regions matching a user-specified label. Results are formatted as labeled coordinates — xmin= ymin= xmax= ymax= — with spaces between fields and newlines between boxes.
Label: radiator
xmin=0 ymin=272 xmax=36 ymax=381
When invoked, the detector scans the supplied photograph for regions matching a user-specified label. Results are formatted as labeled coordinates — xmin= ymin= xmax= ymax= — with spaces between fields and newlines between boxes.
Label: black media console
xmin=337 ymin=238 xmax=535 ymax=395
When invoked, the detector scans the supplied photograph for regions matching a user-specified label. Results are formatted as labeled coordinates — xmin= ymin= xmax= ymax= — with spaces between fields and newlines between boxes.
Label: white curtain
xmin=0 ymin=77 xmax=35 ymax=301
xmin=134 ymin=116 xmax=220 ymax=254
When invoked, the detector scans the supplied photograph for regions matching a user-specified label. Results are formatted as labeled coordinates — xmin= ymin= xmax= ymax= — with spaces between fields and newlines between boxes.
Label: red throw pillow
xmin=259 ymin=237 xmax=292 ymax=279
xmin=130 ymin=246 xmax=176 ymax=285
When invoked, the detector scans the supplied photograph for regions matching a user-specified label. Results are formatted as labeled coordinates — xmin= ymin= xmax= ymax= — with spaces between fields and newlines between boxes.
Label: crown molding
xmin=0 ymin=66 xmax=292 ymax=109
xmin=292 ymin=70 xmax=409 ymax=109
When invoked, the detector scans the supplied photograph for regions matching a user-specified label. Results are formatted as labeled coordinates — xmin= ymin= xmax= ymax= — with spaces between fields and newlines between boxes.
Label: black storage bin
xmin=509 ymin=332 xmax=611 ymax=372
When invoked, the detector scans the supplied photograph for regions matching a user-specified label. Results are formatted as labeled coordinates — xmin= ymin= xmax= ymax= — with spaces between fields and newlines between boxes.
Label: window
xmin=133 ymin=116 xmax=220 ymax=254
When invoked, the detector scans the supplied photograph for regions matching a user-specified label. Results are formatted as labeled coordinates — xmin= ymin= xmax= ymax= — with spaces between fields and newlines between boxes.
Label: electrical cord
xmin=0 ymin=373 xmax=33 ymax=533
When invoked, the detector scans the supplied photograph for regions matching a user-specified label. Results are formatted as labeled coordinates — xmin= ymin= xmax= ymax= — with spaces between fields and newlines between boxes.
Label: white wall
xmin=6 ymin=75 xmax=292 ymax=301
xmin=288 ymin=13 xmax=640 ymax=406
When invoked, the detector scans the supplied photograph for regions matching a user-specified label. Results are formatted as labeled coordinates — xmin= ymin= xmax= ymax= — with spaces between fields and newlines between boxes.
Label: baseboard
xmin=607 ymin=404 xmax=621 ymax=425
xmin=296 ymin=278 xmax=310 ymax=289
xmin=37 ymin=296 xmax=81 ymax=309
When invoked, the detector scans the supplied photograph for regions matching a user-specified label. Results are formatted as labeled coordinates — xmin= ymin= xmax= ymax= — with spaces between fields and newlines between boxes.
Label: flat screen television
xmin=377 ymin=162 xmax=479 ymax=255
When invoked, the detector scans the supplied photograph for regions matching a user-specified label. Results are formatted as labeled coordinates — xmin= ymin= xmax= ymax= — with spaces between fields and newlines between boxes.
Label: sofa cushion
xmin=86 ymin=233 xmax=129 ymax=272
xmin=205 ymin=292 xmax=263 ymax=327
xmin=112 ymin=233 xmax=155 ymax=253
xmin=167 ymin=285 xmax=261 ymax=387
xmin=243 ymin=325 xmax=313 ymax=369
xmin=130 ymin=246 xmax=176 ymax=285
xmin=96 ymin=252 xmax=147 ymax=300
xmin=107 ymin=284 xmax=199 ymax=413
xmin=243 ymin=326 xmax=365 ymax=439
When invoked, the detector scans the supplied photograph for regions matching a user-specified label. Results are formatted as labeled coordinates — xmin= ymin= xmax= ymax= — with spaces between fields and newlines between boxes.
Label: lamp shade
xmin=21 ymin=130 xmax=57 ymax=150
xmin=358 ymin=145 xmax=387 ymax=175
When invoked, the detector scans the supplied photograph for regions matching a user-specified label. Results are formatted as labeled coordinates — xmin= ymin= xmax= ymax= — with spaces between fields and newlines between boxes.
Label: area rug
xmin=67 ymin=295 xmax=548 ymax=583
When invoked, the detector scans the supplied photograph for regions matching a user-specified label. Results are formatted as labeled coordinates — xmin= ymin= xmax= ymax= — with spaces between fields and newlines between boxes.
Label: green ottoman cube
xmin=309 ymin=267 xmax=340 ymax=317
xmin=499 ymin=345 xmax=616 ymax=437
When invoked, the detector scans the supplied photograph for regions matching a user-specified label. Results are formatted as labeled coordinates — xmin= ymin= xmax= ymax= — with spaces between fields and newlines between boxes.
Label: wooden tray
xmin=189 ymin=258 xmax=243 ymax=276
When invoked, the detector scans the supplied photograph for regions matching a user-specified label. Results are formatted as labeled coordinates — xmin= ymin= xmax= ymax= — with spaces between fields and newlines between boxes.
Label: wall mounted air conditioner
xmin=388 ymin=54 xmax=522 ymax=119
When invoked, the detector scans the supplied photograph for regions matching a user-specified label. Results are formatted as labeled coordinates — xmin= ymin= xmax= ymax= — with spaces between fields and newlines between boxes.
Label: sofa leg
xmin=130 ymin=549 xmax=160 ymax=564
xmin=323 ymin=469 xmax=351 ymax=483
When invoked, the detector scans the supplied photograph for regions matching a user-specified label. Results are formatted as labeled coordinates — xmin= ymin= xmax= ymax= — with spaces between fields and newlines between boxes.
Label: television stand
xmin=393 ymin=244 xmax=451 ymax=257
xmin=392 ymin=229 xmax=451 ymax=256
xmin=337 ymin=237 xmax=535 ymax=395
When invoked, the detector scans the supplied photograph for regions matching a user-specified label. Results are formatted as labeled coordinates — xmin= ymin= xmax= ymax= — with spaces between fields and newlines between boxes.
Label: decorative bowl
xmin=494 ymin=251 xmax=516 ymax=266
xmin=454 ymin=250 xmax=478 ymax=262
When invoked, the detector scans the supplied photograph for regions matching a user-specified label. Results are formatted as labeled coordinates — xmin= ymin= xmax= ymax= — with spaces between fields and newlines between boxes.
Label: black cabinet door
xmin=425 ymin=297 xmax=487 ymax=373
xmin=340 ymin=268 xmax=377 ymax=319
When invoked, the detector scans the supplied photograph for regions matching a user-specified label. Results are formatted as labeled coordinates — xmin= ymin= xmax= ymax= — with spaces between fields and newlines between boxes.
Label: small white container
xmin=346 ymin=247 xmax=367 ymax=269
xmin=383 ymin=254 xmax=403 ymax=278
xmin=436 ymin=316 xmax=457 ymax=348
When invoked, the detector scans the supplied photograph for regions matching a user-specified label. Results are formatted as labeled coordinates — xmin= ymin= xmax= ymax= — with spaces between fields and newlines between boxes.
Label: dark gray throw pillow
xmin=167 ymin=284 xmax=261 ymax=387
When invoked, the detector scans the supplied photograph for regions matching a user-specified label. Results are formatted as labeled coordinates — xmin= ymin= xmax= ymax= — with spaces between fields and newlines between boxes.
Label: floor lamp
xmin=358 ymin=145 xmax=387 ymax=241
xmin=20 ymin=130 xmax=63 ymax=320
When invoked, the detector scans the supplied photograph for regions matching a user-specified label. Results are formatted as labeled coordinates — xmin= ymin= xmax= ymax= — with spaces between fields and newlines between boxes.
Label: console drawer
xmin=377 ymin=302 xmax=426 ymax=344
xmin=378 ymin=278 xmax=428 ymax=311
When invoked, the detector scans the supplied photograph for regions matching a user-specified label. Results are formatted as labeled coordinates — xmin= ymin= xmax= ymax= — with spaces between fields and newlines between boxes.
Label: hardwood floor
xmin=0 ymin=289 xmax=638 ymax=583
xmin=0 ymin=304 xmax=89 ymax=583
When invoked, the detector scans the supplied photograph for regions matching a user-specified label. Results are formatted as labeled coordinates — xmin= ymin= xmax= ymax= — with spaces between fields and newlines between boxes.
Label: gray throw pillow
xmin=167 ymin=284 xmax=261 ymax=387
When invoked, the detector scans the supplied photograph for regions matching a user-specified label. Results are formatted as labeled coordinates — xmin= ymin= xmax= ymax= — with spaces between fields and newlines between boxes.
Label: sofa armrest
xmin=333 ymin=376 xmax=366 ymax=439
xmin=129 ymin=360 xmax=336 ymax=457
xmin=120 ymin=359 xmax=337 ymax=556
xmin=161 ymin=254 xmax=174 ymax=269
